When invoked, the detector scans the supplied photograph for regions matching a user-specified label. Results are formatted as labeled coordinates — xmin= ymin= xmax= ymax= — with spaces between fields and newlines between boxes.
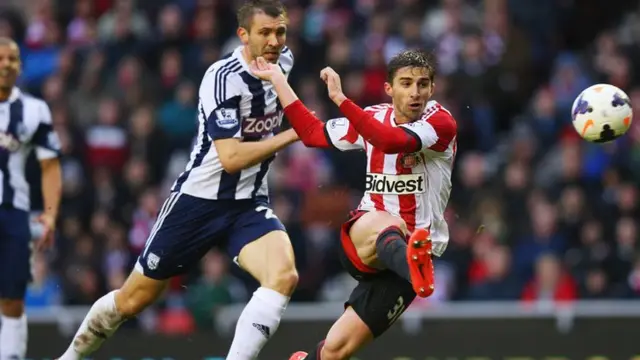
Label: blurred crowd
xmin=2 ymin=0 xmax=640 ymax=332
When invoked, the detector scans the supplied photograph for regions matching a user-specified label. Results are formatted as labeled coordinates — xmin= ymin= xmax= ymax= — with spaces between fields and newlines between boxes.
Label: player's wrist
xmin=42 ymin=209 xmax=58 ymax=221
xmin=271 ymin=72 xmax=287 ymax=85
xmin=331 ymin=93 xmax=347 ymax=106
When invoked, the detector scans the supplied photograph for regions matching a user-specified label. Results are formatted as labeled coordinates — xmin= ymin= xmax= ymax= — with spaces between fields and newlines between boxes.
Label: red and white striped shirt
xmin=324 ymin=101 xmax=457 ymax=244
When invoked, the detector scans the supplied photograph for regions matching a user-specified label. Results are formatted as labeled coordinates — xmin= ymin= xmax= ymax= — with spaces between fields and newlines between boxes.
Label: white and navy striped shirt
xmin=0 ymin=87 xmax=61 ymax=211
xmin=171 ymin=45 xmax=294 ymax=200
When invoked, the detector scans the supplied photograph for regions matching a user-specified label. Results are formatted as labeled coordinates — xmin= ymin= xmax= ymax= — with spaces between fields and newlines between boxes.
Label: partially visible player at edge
xmin=0 ymin=37 xmax=63 ymax=360
xmin=57 ymin=1 xmax=301 ymax=359
xmin=250 ymin=49 xmax=457 ymax=360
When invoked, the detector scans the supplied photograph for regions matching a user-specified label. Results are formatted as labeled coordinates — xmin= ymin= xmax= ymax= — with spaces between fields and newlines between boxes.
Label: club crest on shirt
xmin=400 ymin=153 xmax=421 ymax=168
xmin=329 ymin=118 xmax=346 ymax=129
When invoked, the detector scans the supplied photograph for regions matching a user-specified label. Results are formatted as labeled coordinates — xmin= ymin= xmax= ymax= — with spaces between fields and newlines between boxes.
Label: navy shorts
xmin=0 ymin=207 xmax=32 ymax=299
xmin=136 ymin=193 xmax=286 ymax=280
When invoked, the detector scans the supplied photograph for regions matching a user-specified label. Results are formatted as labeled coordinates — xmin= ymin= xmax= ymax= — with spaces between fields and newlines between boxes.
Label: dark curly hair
xmin=387 ymin=49 xmax=437 ymax=83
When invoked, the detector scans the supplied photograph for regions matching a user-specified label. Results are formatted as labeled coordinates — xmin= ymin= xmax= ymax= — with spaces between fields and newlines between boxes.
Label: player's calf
xmin=226 ymin=230 xmax=298 ymax=360
xmin=349 ymin=211 xmax=434 ymax=297
xmin=375 ymin=227 xmax=434 ymax=297
xmin=349 ymin=211 xmax=412 ymax=281
xmin=58 ymin=271 xmax=168 ymax=360
xmin=296 ymin=307 xmax=373 ymax=360
xmin=348 ymin=211 xmax=408 ymax=270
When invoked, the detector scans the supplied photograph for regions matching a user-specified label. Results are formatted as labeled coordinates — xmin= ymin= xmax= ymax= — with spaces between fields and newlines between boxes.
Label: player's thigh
xmin=135 ymin=192 xmax=230 ymax=281
xmin=232 ymin=202 xmax=296 ymax=293
xmin=346 ymin=271 xmax=416 ymax=338
xmin=0 ymin=207 xmax=32 ymax=302
xmin=322 ymin=306 xmax=374 ymax=360
xmin=349 ymin=211 xmax=408 ymax=266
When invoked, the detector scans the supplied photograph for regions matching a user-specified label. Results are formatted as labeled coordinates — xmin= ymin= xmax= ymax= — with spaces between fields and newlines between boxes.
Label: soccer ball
xmin=571 ymin=83 xmax=633 ymax=143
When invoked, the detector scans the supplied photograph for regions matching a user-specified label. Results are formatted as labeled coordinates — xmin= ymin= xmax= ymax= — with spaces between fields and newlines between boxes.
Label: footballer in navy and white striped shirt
xmin=0 ymin=37 xmax=62 ymax=360
xmin=57 ymin=2 xmax=302 ymax=360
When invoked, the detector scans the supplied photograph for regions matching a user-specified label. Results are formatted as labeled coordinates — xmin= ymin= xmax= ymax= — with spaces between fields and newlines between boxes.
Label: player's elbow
xmin=378 ymin=139 xmax=420 ymax=154
xmin=377 ymin=143 xmax=403 ymax=154
xmin=300 ymin=137 xmax=323 ymax=148
xmin=218 ymin=156 xmax=243 ymax=174
xmin=214 ymin=139 xmax=244 ymax=174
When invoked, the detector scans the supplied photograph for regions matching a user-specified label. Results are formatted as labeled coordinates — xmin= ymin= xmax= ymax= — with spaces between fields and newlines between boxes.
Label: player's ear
xmin=384 ymin=82 xmax=393 ymax=97
xmin=237 ymin=27 xmax=249 ymax=45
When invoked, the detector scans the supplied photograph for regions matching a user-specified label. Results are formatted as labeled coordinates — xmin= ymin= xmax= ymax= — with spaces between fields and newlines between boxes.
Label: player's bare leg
xmin=290 ymin=307 xmax=373 ymax=360
xmin=57 ymin=271 xmax=168 ymax=360
xmin=0 ymin=299 xmax=27 ymax=359
xmin=350 ymin=211 xmax=434 ymax=297
xmin=226 ymin=230 xmax=298 ymax=360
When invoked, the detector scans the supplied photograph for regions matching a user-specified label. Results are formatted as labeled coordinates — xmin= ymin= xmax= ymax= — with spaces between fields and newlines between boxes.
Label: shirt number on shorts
xmin=256 ymin=205 xmax=278 ymax=220
xmin=387 ymin=296 xmax=405 ymax=325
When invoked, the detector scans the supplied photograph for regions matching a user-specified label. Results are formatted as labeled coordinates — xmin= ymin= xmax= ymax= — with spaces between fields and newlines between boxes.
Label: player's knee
xmin=262 ymin=264 xmax=298 ymax=295
xmin=351 ymin=212 xmax=407 ymax=267
xmin=351 ymin=212 xmax=407 ymax=243
xmin=0 ymin=299 xmax=24 ymax=317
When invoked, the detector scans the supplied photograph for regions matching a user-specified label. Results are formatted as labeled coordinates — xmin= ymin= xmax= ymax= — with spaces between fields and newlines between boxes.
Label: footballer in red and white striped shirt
xmin=250 ymin=49 xmax=457 ymax=360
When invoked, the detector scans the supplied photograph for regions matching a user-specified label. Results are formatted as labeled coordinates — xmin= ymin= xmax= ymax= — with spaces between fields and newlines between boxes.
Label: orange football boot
xmin=288 ymin=351 xmax=308 ymax=360
xmin=406 ymin=228 xmax=435 ymax=297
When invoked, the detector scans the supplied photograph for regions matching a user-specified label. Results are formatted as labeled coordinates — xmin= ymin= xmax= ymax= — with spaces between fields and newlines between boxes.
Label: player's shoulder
xmin=14 ymin=89 xmax=44 ymax=107
xmin=200 ymin=49 xmax=246 ymax=103
xmin=202 ymin=49 xmax=244 ymax=85
xmin=279 ymin=46 xmax=294 ymax=72
xmin=420 ymin=100 xmax=457 ymax=129
xmin=17 ymin=91 xmax=50 ymax=117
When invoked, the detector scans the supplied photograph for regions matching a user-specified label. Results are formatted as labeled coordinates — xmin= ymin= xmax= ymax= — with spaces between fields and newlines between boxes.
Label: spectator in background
xmin=468 ymin=245 xmax=521 ymax=300
xmin=185 ymin=251 xmax=247 ymax=330
xmin=521 ymin=253 xmax=577 ymax=303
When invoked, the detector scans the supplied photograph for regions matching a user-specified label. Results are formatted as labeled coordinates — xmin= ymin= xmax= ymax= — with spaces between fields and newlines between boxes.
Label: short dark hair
xmin=387 ymin=49 xmax=436 ymax=83
xmin=237 ymin=0 xmax=287 ymax=31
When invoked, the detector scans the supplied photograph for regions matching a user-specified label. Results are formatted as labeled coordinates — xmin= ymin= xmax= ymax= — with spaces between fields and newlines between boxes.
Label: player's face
xmin=385 ymin=66 xmax=435 ymax=122
xmin=0 ymin=42 xmax=20 ymax=91
xmin=240 ymin=12 xmax=287 ymax=64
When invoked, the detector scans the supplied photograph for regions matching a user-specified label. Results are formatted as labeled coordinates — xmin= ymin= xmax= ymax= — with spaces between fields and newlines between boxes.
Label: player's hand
xmin=320 ymin=67 xmax=346 ymax=105
xmin=432 ymin=239 xmax=448 ymax=257
xmin=249 ymin=56 xmax=284 ymax=82
xmin=35 ymin=213 xmax=56 ymax=251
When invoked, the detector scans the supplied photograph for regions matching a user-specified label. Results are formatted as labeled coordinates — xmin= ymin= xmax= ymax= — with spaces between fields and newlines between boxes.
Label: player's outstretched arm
xmin=320 ymin=67 xmax=420 ymax=154
xmin=250 ymin=57 xmax=331 ymax=148
xmin=215 ymin=129 xmax=299 ymax=174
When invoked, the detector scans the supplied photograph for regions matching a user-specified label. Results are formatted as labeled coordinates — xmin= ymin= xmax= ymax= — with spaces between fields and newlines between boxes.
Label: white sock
xmin=59 ymin=291 xmax=125 ymax=360
xmin=225 ymin=287 xmax=290 ymax=360
xmin=0 ymin=314 xmax=27 ymax=360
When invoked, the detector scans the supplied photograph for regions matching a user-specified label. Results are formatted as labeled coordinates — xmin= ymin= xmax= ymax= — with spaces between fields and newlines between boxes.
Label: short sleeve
xmin=400 ymin=111 xmax=457 ymax=152
xmin=324 ymin=117 xmax=364 ymax=151
xmin=31 ymin=102 xmax=61 ymax=160
xmin=199 ymin=63 xmax=243 ymax=140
